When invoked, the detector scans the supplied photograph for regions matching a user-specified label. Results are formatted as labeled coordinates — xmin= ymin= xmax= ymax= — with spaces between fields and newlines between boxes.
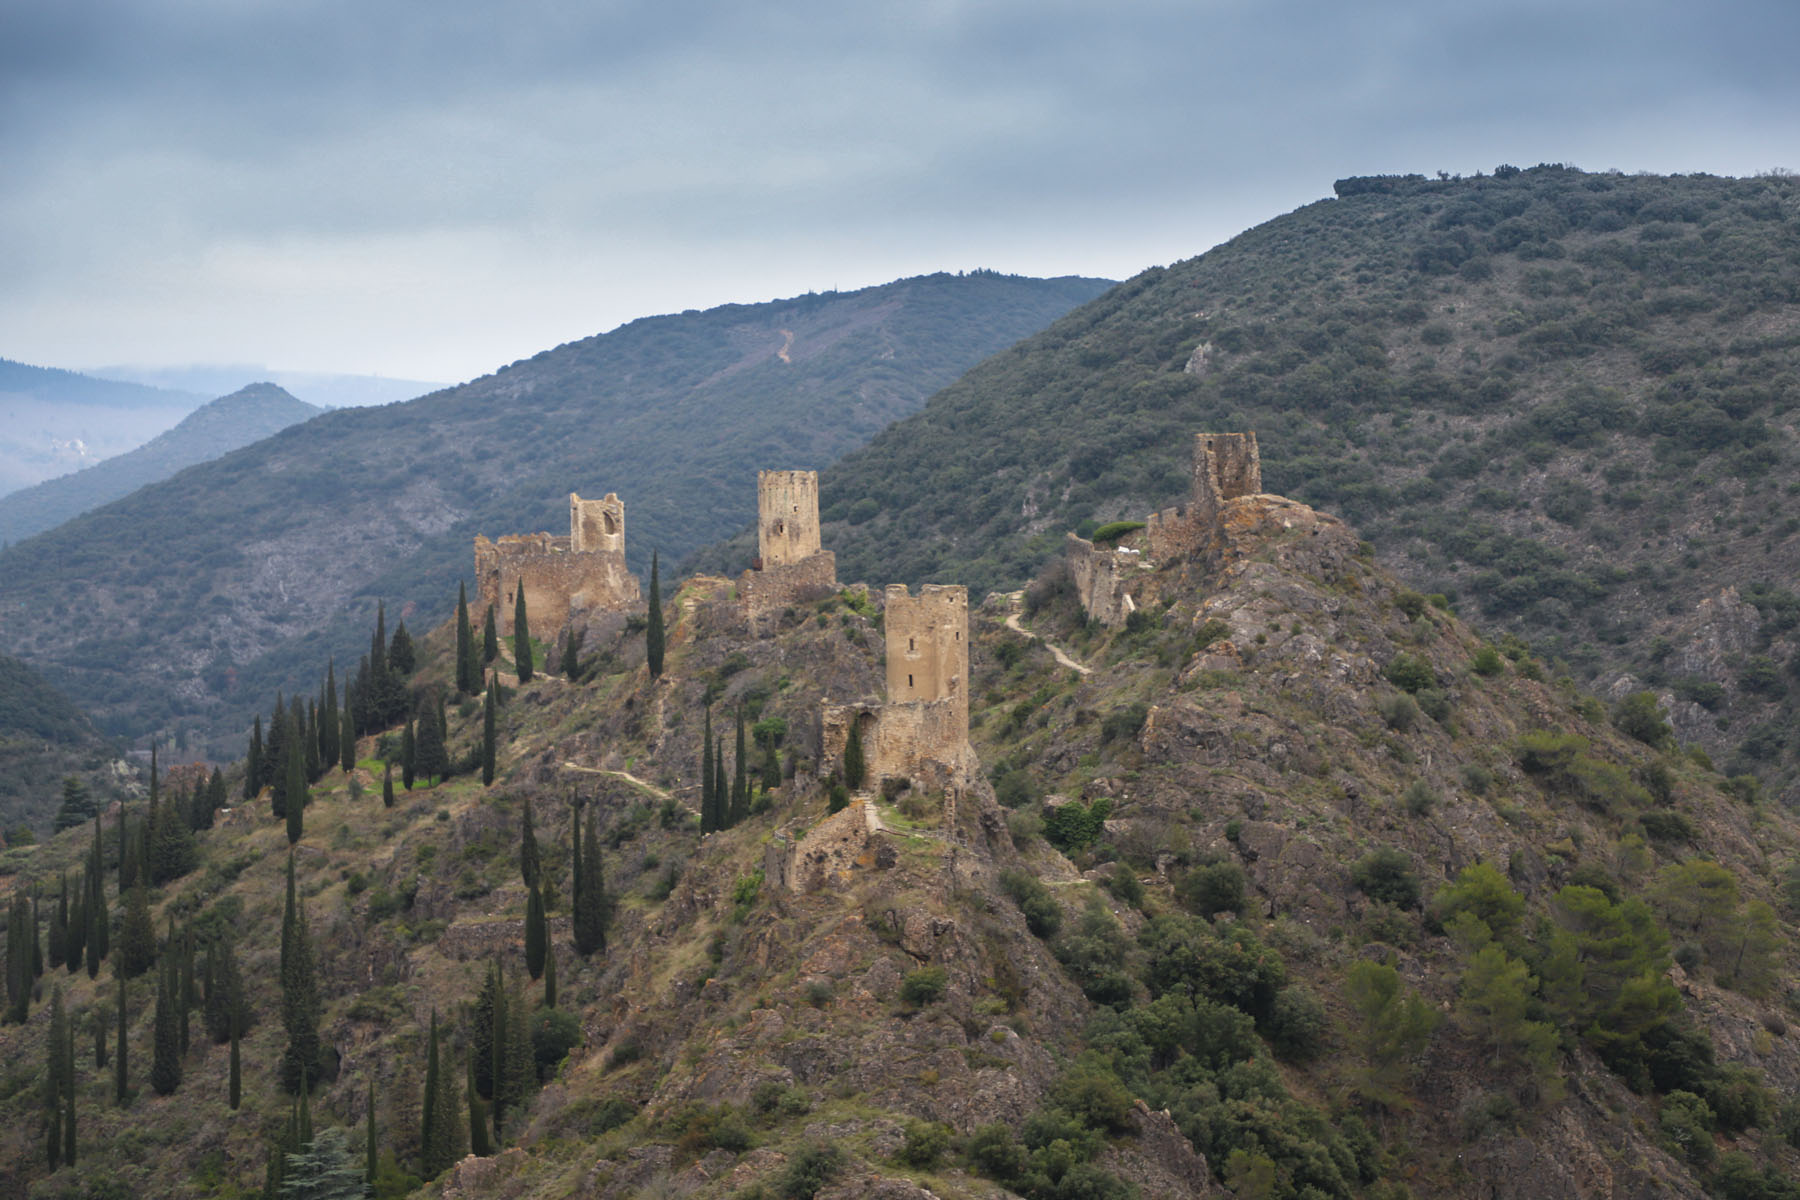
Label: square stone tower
xmin=757 ymin=470 xmax=822 ymax=567
xmin=570 ymin=492 xmax=626 ymax=553
xmin=884 ymin=584 xmax=968 ymax=726
xmin=1191 ymin=432 xmax=1262 ymax=528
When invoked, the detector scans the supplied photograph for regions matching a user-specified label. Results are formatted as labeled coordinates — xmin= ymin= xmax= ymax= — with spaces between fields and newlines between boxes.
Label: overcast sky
xmin=4 ymin=0 xmax=1795 ymax=385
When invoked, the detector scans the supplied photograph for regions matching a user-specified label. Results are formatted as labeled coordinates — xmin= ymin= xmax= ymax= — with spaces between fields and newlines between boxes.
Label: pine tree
xmin=497 ymin=976 xmax=531 ymax=1138
xmin=482 ymin=604 xmax=499 ymax=665
xmin=519 ymin=800 xmax=540 ymax=890
xmin=543 ymin=941 xmax=557 ymax=1008
xmin=729 ymin=708 xmax=748 ymax=827
xmin=246 ymin=715 xmax=264 ymax=801
xmin=481 ymin=677 xmax=497 ymax=786
xmin=646 ymin=550 xmax=665 ymax=679
xmin=401 ymin=720 xmax=416 ymax=790
xmin=844 ymin=719 xmax=866 ymax=790
xmin=513 ymin=589 xmax=533 ymax=683
xmin=414 ymin=692 xmax=448 ymax=785
xmin=456 ymin=583 xmax=476 ymax=694
xmin=150 ymin=786 xmax=198 ymax=883
xmin=114 ymin=975 xmax=128 ymax=1105
xmin=382 ymin=762 xmax=396 ymax=808
xmin=525 ymin=885 xmax=546 ymax=981
xmin=278 ymin=1125 xmax=365 ymax=1200
xmin=118 ymin=882 xmax=156 ymax=979
xmin=700 ymin=709 xmax=716 ymax=834
xmin=54 ymin=776 xmax=95 ymax=832
xmin=574 ymin=807 xmax=607 ymax=956
xmin=151 ymin=957 xmax=181 ymax=1095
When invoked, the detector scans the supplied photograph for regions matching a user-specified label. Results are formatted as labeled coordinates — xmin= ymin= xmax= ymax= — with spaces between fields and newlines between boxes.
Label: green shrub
xmin=1378 ymin=692 xmax=1420 ymax=732
xmin=1471 ymin=645 xmax=1505 ymax=676
xmin=1090 ymin=521 xmax=1146 ymax=544
xmin=1402 ymin=780 xmax=1438 ymax=816
xmin=1659 ymin=1090 xmax=1716 ymax=1167
xmin=1384 ymin=653 xmax=1436 ymax=693
xmin=531 ymin=1008 xmax=582 ymax=1076
xmin=1001 ymin=869 xmax=1064 ymax=938
xmin=898 ymin=1119 xmax=952 ymax=1168
xmin=1104 ymin=862 xmax=1146 ymax=909
xmin=1352 ymin=848 xmax=1421 ymax=909
xmin=1614 ymin=691 xmax=1673 ymax=748
xmin=1266 ymin=986 xmax=1330 ymax=1062
xmin=1100 ymin=703 xmax=1149 ymax=743
xmin=1043 ymin=797 xmax=1113 ymax=852
xmin=901 ymin=966 xmax=949 ymax=1007
xmin=1641 ymin=809 xmax=1696 ymax=843
xmin=773 ymin=1143 xmax=843 ymax=1199
xmin=1178 ymin=861 xmax=1246 ymax=917
xmin=1194 ymin=618 xmax=1231 ymax=650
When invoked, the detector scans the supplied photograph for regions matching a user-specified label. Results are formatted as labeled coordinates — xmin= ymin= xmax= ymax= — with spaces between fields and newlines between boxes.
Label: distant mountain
xmin=0 ymin=271 xmax=1112 ymax=753
xmin=721 ymin=167 xmax=1800 ymax=798
xmin=0 ymin=382 xmax=321 ymax=546
xmin=0 ymin=652 xmax=121 ymax=834
xmin=91 ymin=364 xmax=445 ymax=409
xmin=0 ymin=359 xmax=204 ymax=496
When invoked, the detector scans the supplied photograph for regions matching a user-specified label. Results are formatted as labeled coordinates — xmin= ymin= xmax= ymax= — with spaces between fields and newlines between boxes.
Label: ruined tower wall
xmin=1064 ymin=533 xmax=1143 ymax=627
xmin=885 ymin=584 xmax=968 ymax=718
xmin=757 ymin=470 xmax=822 ymax=566
xmin=738 ymin=552 xmax=838 ymax=615
xmin=474 ymin=491 xmax=640 ymax=636
xmin=1191 ymin=432 xmax=1262 ymax=530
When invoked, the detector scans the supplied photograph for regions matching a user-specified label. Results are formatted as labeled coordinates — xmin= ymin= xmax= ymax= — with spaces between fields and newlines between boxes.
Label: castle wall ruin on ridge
xmin=738 ymin=469 xmax=837 ymax=616
xmin=822 ymin=584 xmax=972 ymax=789
xmin=474 ymin=491 xmax=641 ymax=636
xmin=1066 ymin=432 xmax=1265 ymax=626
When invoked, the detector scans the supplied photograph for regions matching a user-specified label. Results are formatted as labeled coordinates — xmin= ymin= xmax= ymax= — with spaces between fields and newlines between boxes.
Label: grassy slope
xmin=767 ymin=167 xmax=1800 ymax=799
xmin=0 ymin=272 xmax=1110 ymax=755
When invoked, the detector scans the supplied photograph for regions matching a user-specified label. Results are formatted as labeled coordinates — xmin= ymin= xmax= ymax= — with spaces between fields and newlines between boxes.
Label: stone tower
xmin=1191 ymin=432 xmax=1262 ymax=528
xmin=884 ymin=584 xmax=968 ymax=724
xmin=757 ymin=470 xmax=821 ymax=567
xmin=570 ymin=492 xmax=625 ymax=554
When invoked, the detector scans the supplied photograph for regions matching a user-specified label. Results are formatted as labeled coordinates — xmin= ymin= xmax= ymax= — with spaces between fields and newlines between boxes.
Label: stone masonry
xmin=474 ymin=491 xmax=641 ymax=636
xmin=738 ymin=469 xmax=837 ymax=618
xmin=1065 ymin=432 xmax=1267 ymax=626
xmin=822 ymin=584 xmax=973 ymax=790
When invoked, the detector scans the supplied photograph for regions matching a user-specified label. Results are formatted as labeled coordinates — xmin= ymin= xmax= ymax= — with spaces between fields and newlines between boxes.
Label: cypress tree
xmin=263 ymin=695 xmax=287 ymax=798
xmin=65 ymin=878 xmax=85 ymax=976
xmin=467 ymin=1056 xmax=492 ymax=1157
xmin=574 ymin=808 xmax=607 ymax=956
xmin=365 ymin=1080 xmax=377 ymax=1185
xmin=280 ymin=855 xmax=323 ymax=1093
xmin=85 ymin=874 xmax=105 ymax=979
xmin=646 ymin=550 xmax=665 ymax=679
xmin=118 ymin=881 xmax=156 ymax=979
xmin=95 ymin=1003 xmax=107 ymax=1067
xmin=62 ymin=1013 xmax=75 ymax=1166
xmin=420 ymin=1010 xmax=461 ymax=1176
xmin=456 ymin=583 xmax=476 ymax=695
xmin=569 ymin=800 xmax=584 ymax=919
xmin=489 ymin=975 xmax=509 ymax=1131
xmin=339 ymin=704 xmax=356 ymax=774
xmin=114 ymin=975 xmax=128 ymax=1105
xmin=471 ymin=965 xmax=498 ymax=1100
xmin=46 ymin=985 xmax=66 ymax=1167
xmin=198 ymin=767 xmax=223 ymax=830
xmin=729 ymin=708 xmax=748 ymax=827
xmin=150 ymin=787 xmax=197 ymax=883
xmin=700 ymin=709 xmax=715 ymax=834
xmin=228 ymin=1010 xmax=241 ymax=1109
xmin=844 ymin=719 xmax=866 ymax=790
xmin=497 ymin=977 xmax=531 ymax=1138
xmin=414 ymin=692 xmax=448 ymax=785
xmin=151 ymin=957 xmax=181 ymax=1095
xmin=382 ymin=762 xmax=396 ymax=808
xmin=513 ymin=589 xmax=533 ymax=683
xmin=204 ymin=932 xmax=250 ymax=1043
xmin=543 ymin=941 xmax=557 ymax=1008
xmin=389 ymin=619 xmax=416 ymax=676
xmin=322 ymin=661 xmax=339 ymax=769
xmin=525 ymin=885 xmax=546 ymax=980
xmin=401 ymin=720 xmax=416 ymax=790
xmin=562 ymin=625 xmax=582 ymax=680
xmin=116 ymin=802 xmax=132 ymax=888
xmin=178 ymin=924 xmax=194 ymax=1054
xmin=6 ymin=891 xmax=30 ymax=1023
xmin=304 ymin=699 xmax=322 ymax=782
xmin=482 ymin=604 xmax=499 ymax=665
xmin=286 ymin=713 xmax=308 ymax=845
xmin=48 ymin=872 xmax=68 ymax=971
xmin=519 ymin=800 xmax=540 ymax=890
xmin=714 ymin=750 xmax=728 ymax=835
xmin=481 ymin=677 xmax=497 ymax=786
xmin=246 ymin=715 xmax=263 ymax=801
xmin=372 ymin=601 xmax=388 ymax=677
xmin=30 ymin=893 xmax=43 ymax=979
xmin=760 ymin=728 xmax=781 ymax=794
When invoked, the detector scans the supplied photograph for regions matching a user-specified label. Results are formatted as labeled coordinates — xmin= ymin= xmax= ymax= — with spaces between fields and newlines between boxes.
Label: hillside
xmin=730 ymin=168 xmax=1800 ymax=801
xmin=0 ymin=654 xmax=126 ymax=837
xmin=0 ymin=360 xmax=204 ymax=498
xmin=0 ymin=272 xmax=1110 ymax=753
xmin=0 ymin=383 xmax=322 ymax=546
xmin=1 ymin=481 xmax=1796 ymax=1200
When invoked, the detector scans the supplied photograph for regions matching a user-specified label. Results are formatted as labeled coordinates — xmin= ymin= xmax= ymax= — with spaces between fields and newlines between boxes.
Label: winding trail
xmin=1001 ymin=591 xmax=1092 ymax=675
xmin=561 ymin=762 xmax=688 ymax=808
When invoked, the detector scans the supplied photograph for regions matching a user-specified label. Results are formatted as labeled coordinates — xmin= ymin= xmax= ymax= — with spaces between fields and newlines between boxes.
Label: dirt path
xmin=1001 ymin=592 xmax=1092 ymax=675
xmin=561 ymin=762 xmax=688 ymax=808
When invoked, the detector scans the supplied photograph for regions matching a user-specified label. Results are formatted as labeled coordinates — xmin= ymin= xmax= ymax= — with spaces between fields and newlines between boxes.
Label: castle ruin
xmin=822 ymin=584 xmax=973 ymax=792
xmin=474 ymin=492 xmax=642 ymax=635
xmin=1066 ymin=432 xmax=1266 ymax=626
xmin=738 ymin=470 xmax=837 ymax=617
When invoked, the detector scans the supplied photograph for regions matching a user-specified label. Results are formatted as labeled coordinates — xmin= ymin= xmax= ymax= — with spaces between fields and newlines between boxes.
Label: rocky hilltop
xmin=1 ymin=449 xmax=1796 ymax=1200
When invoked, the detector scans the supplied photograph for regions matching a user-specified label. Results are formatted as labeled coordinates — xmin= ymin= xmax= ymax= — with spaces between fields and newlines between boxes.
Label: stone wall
xmin=738 ymin=552 xmax=838 ymax=617
xmin=474 ymin=491 xmax=641 ymax=635
xmin=1064 ymin=533 xmax=1145 ymax=627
